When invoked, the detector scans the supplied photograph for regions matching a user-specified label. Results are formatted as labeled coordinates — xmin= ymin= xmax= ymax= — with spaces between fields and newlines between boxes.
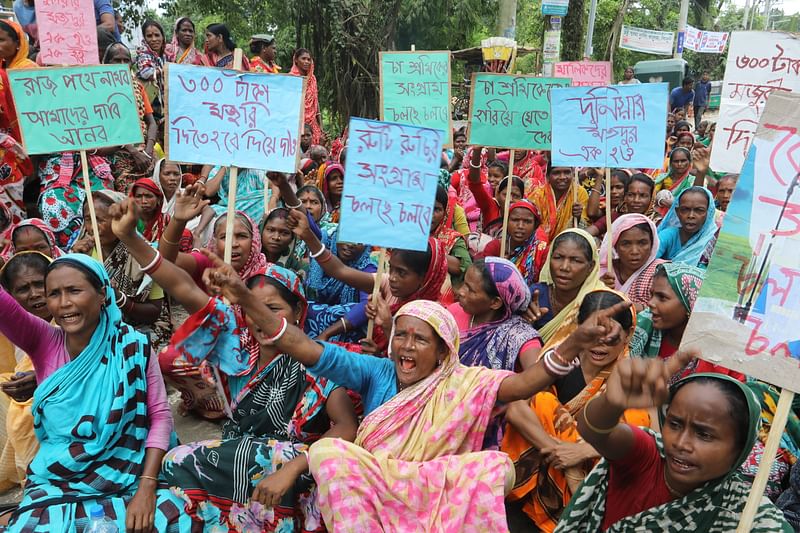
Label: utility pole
xmin=674 ymin=0 xmax=690 ymax=59
xmin=743 ymin=0 xmax=751 ymax=29
xmin=584 ymin=0 xmax=598 ymax=58
xmin=497 ymin=0 xmax=517 ymax=38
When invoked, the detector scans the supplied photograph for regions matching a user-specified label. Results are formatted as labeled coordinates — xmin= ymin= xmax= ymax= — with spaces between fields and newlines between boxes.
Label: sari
xmin=164 ymin=18 xmax=207 ymax=65
xmin=308 ymin=300 xmax=515 ymax=532
xmin=497 ymin=150 xmax=546 ymax=190
xmin=555 ymin=374 xmax=792 ymax=533
xmin=259 ymin=208 xmax=307 ymax=274
xmin=250 ymin=56 xmax=281 ymax=73
xmin=290 ymin=61 xmax=321 ymax=144
xmin=134 ymin=40 xmax=164 ymax=121
xmin=9 ymin=219 xmax=64 ymax=258
xmin=535 ymin=229 xmax=605 ymax=342
xmin=528 ymin=181 xmax=588 ymax=242
xmin=130 ymin=177 xmax=168 ymax=242
xmin=502 ymin=289 xmax=649 ymax=533
xmin=163 ymin=265 xmax=338 ymax=532
xmin=210 ymin=166 xmax=270 ymax=225
xmin=599 ymin=213 xmax=664 ymax=307
xmin=317 ymin=163 xmax=343 ymax=223
xmin=6 ymin=255 xmax=189 ymax=532
xmin=657 ymin=187 xmax=718 ymax=268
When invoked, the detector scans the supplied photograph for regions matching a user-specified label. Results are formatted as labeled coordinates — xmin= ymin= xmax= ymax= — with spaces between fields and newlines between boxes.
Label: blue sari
xmin=210 ymin=166 xmax=272 ymax=225
xmin=7 ymin=255 xmax=190 ymax=532
xmin=657 ymin=187 xmax=718 ymax=268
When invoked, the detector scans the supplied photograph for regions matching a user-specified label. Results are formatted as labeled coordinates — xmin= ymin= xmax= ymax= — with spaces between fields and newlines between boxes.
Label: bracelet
xmin=139 ymin=474 xmax=159 ymax=482
xmin=141 ymin=251 xmax=163 ymax=275
xmin=116 ymin=292 xmax=128 ymax=309
xmin=582 ymin=396 xmax=617 ymax=434
xmin=309 ymin=243 xmax=327 ymax=259
xmin=591 ymin=188 xmax=602 ymax=195
xmin=340 ymin=317 xmax=348 ymax=333
xmin=551 ymin=346 xmax=573 ymax=367
xmin=285 ymin=200 xmax=302 ymax=209
xmin=469 ymin=161 xmax=481 ymax=169
xmin=543 ymin=349 xmax=574 ymax=377
xmin=317 ymin=250 xmax=333 ymax=264
xmin=265 ymin=317 xmax=289 ymax=344
xmin=162 ymin=234 xmax=180 ymax=246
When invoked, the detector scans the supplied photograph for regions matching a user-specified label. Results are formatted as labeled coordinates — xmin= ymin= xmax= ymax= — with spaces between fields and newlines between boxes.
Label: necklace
xmin=663 ymin=469 xmax=685 ymax=498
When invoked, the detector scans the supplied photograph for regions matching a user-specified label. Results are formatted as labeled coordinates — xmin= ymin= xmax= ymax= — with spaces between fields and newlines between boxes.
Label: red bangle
xmin=142 ymin=254 xmax=163 ymax=275
xmin=317 ymin=250 xmax=333 ymax=264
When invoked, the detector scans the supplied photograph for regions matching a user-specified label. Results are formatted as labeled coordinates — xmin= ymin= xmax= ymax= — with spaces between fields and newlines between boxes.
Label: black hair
xmin=453 ymin=130 xmax=467 ymax=141
xmin=206 ymin=23 xmax=235 ymax=51
xmin=628 ymin=173 xmax=655 ymax=194
xmin=0 ymin=253 xmax=50 ymax=291
xmin=470 ymin=259 xmax=500 ymax=300
xmin=680 ymin=186 xmax=710 ymax=207
xmin=89 ymin=193 xmax=116 ymax=211
xmin=577 ymin=291 xmax=634 ymax=331
xmin=249 ymin=41 xmax=264 ymax=54
xmin=0 ymin=206 xmax=9 ymax=233
xmin=102 ymin=42 xmax=130 ymax=64
xmin=669 ymin=376 xmax=750 ymax=454
xmin=297 ymin=185 xmax=324 ymax=202
xmin=672 ymin=120 xmax=692 ymax=135
xmin=264 ymin=207 xmax=289 ymax=225
xmin=46 ymin=259 xmax=104 ymax=293
xmin=391 ymin=243 xmax=431 ymax=278
xmin=435 ymin=185 xmax=449 ymax=210
xmin=487 ymin=160 xmax=508 ymax=175
xmin=141 ymin=20 xmax=165 ymax=40
xmin=619 ymin=222 xmax=653 ymax=244
xmin=339 ymin=148 xmax=347 ymax=166
xmin=97 ymin=28 xmax=116 ymax=61
xmin=293 ymin=47 xmax=311 ymax=61
xmin=497 ymin=175 xmax=525 ymax=195
xmin=246 ymin=274 xmax=302 ymax=311
xmin=610 ymin=170 xmax=631 ymax=191
xmin=682 ymin=77 xmax=694 ymax=86
xmin=175 ymin=17 xmax=195 ymax=31
xmin=0 ymin=21 xmax=19 ymax=44
xmin=551 ymin=231 xmax=593 ymax=263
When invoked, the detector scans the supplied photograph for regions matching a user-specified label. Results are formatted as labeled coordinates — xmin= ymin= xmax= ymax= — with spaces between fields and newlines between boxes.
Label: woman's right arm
xmin=158 ymin=185 xmax=209 ymax=273
xmin=0 ymin=287 xmax=54 ymax=364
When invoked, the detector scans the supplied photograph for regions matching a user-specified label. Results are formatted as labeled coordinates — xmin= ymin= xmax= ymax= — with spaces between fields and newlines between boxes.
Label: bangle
xmin=139 ymin=474 xmax=159 ymax=483
xmin=543 ymin=349 xmax=574 ymax=377
xmin=340 ymin=317 xmax=348 ymax=333
xmin=265 ymin=317 xmax=289 ymax=344
xmin=309 ymin=243 xmax=326 ymax=259
xmin=591 ymin=188 xmax=602 ymax=195
xmin=317 ymin=250 xmax=333 ymax=264
xmin=551 ymin=345 xmax=572 ymax=367
xmin=582 ymin=396 xmax=618 ymax=434
xmin=285 ymin=200 xmax=302 ymax=209
xmin=162 ymin=234 xmax=180 ymax=246
xmin=116 ymin=292 xmax=128 ymax=309
xmin=141 ymin=251 xmax=163 ymax=275
xmin=469 ymin=161 xmax=481 ymax=169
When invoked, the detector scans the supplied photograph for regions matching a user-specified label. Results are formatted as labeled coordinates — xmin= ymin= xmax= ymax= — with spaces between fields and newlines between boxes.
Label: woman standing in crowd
xmin=260 ymin=207 xmax=306 ymax=273
xmin=135 ymin=20 xmax=166 ymax=124
xmin=319 ymin=164 xmax=344 ymax=224
xmin=556 ymin=354 xmax=791 ymax=532
xmin=657 ymin=186 xmax=718 ymax=268
xmin=528 ymin=164 xmax=587 ymax=242
xmin=291 ymin=48 xmax=322 ymax=144
xmin=502 ymin=289 xmax=650 ymax=533
xmin=249 ymin=34 xmax=280 ymax=73
xmin=165 ymin=17 xmax=207 ymax=65
xmin=205 ymin=23 xmax=249 ymax=69
xmin=599 ymin=214 xmax=664 ymax=310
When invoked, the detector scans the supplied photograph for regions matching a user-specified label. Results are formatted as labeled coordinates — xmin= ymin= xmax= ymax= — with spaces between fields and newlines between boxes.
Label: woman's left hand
xmin=125 ymin=482 xmax=156 ymax=533
xmin=691 ymin=145 xmax=711 ymax=174
xmin=251 ymin=465 xmax=299 ymax=508
xmin=541 ymin=441 xmax=591 ymax=469
xmin=130 ymin=148 xmax=151 ymax=172
xmin=571 ymin=203 xmax=583 ymax=219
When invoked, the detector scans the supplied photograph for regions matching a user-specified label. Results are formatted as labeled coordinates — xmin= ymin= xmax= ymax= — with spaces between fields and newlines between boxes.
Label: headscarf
xmin=10 ymin=218 xmax=64 ymax=258
xmin=538 ymin=228 xmax=604 ymax=342
xmin=207 ymin=211 xmax=269 ymax=281
xmin=387 ymin=237 xmax=450 ymax=315
xmin=0 ymin=20 xmax=35 ymax=70
xmin=306 ymin=229 xmax=373 ymax=305
xmin=129 ymin=177 xmax=167 ymax=242
xmin=0 ymin=20 xmax=36 ymax=141
xmin=164 ymin=17 xmax=206 ymax=65
xmin=657 ymin=187 xmax=718 ymax=267
xmin=318 ymin=163 xmax=344 ymax=222
xmin=431 ymin=194 xmax=464 ymax=255
xmin=152 ymin=158 xmax=183 ymax=216
xmin=248 ymin=264 xmax=308 ymax=327
xmin=506 ymin=200 xmax=548 ymax=285
xmin=290 ymin=55 xmax=321 ymax=144
xmin=556 ymin=373 xmax=791 ymax=533
xmin=599 ymin=213 xmax=660 ymax=294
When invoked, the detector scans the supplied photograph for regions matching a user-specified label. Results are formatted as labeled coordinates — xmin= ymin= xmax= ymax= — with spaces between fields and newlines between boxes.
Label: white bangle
xmin=284 ymin=200 xmax=302 ymax=209
xmin=265 ymin=317 xmax=289 ymax=344
xmin=116 ymin=293 xmax=128 ymax=308
xmin=309 ymin=243 xmax=327 ymax=259
xmin=140 ymin=251 xmax=161 ymax=273
xmin=469 ymin=161 xmax=481 ymax=169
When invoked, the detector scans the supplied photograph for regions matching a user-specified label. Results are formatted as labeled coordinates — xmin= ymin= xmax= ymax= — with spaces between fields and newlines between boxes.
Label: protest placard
xmin=684 ymin=24 xmax=729 ymax=53
xmin=35 ymin=0 xmax=99 ymax=65
xmin=550 ymin=83 xmax=668 ymax=169
xmin=619 ymin=25 xmax=674 ymax=56
xmin=554 ymin=61 xmax=612 ymax=87
xmin=683 ymin=92 xmax=800 ymax=392
xmin=338 ymin=117 xmax=443 ymax=252
xmin=467 ymin=73 xmax=569 ymax=150
xmin=166 ymin=63 xmax=305 ymax=173
xmin=710 ymin=31 xmax=800 ymax=174
xmin=8 ymin=65 xmax=142 ymax=154
xmin=379 ymin=51 xmax=451 ymax=140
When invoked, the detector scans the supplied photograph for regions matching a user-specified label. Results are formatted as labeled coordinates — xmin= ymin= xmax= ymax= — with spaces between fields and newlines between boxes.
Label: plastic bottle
xmin=83 ymin=505 xmax=119 ymax=533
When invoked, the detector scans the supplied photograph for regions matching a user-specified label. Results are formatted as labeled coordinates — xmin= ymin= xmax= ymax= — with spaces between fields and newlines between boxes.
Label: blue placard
xmin=338 ymin=117 xmax=443 ymax=251
xmin=542 ymin=5 xmax=568 ymax=15
xmin=550 ymin=82 xmax=668 ymax=169
xmin=166 ymin=63 xmax=305 ymax=172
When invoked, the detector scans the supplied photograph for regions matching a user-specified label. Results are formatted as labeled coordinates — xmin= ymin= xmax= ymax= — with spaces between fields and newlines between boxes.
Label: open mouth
xmin=398 ymin=356 xmax=416 ymax=372
xmin=31 ymin=301 xmax=46 ymax=311
xmin=667 ymin=454 xmax=697 ymax=474
xmin=60 ymin=313 xmax=81 ymax=325
xmin=588 ymin=348 xmax=610 ymax=362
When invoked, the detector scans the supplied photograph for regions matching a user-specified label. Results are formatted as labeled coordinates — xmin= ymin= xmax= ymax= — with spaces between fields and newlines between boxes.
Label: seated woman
xmin=482 ymin=200 xmax=548 ymax=284
xmin=619 ymin=172 xmax=660 ymax=224
xmin=586 ymin=170 xmax=631 ymax=238
xmin=652 ymin=147 xmax=703 ymax=216
xmin=305 ymin=231 xmax=377 ymax=343
xmin=465 ymin=146 xmax=525 ymax=239
xmin=599 ymin=214 xmax=665 ymax=311
xmin=260 ymin=207 xmax=306 ymax=273
xmin=152 ymin=159 xmax=215 ymax=244
xmin=430 ymin=185 xmax=471 ymax=286
xmin=657 ymin=186 xmax=718 ymax=268
xmin=201 ymin=254 xmax=635 ymax=531
xmin=0 ymin=254 xmax=187 ymax=531
xmin=297 ymin=185 xmax=337 ymax=239
xmin=528 ymin=163 xmax=587 ymax=242
xmin=107 ymin=199 xmax=358 ymax=531
xmin=502 ymin=289 xmax=650 ymax=533
xmin=8 ymin=219 xmax=63 ymax=258
xmin=529 ymin=229 xmax=605 ymax=343
xmin=204 ymin=166 xmax=270 ymax=227
xmin=556 ymin=356 xmax=792 ymax=532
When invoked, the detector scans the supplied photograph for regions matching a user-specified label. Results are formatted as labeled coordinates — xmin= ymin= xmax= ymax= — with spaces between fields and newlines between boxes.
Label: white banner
xmin=710 ymin=31 xmax=800 ymax=173
xmin=619 ymin=25 xmax=674 ymax=56
xmin=685 ymin=24 xmax=729 ymax=53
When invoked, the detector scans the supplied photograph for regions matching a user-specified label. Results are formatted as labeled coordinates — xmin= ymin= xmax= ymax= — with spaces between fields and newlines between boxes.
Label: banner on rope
xmin=339 ymin=117 xmax=443 ymax=251
xmin=166 ymin=63 xmax=305 ymax=172
xmin=619 ymin=25 xmax=675 ymax=56
xmin=379 ymin=51 xmax=452 ymax=142
xmin=550 ymin=82 xmax=668 ymax=169
xmin=684 ymin=25 xmax=729 ymax=53
xmin=467 ymin=73 xmax=569 ymax=150
xmin=35 ymin=0 xmax=99 ymax=65
xmin=8 ymin=65 xmax=142 ymax=154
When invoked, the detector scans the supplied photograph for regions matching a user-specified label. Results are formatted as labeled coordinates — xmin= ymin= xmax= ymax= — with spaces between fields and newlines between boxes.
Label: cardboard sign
xmin=554 ymin=61 xmax=612 ymax=87
xmin=36 ymin=0 xmax=99 ymax=65
xmin=338 ymin=118 xmax=443 ymax=251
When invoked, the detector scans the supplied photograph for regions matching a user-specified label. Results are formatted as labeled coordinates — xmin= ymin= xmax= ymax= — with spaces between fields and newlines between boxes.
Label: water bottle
xmin=83 ymin=505 xmax=119 ymax=533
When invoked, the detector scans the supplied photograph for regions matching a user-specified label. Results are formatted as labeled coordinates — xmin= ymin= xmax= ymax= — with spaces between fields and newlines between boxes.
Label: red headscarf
xmin=130 ymin=178 xmax=167 ymax=242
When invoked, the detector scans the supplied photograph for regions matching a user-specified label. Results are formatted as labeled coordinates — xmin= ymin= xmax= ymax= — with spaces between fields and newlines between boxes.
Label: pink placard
xmin=36 ymin=0 xmax=99 ymax=65
xmin=554 ymin=61 xmax=612 ymax=87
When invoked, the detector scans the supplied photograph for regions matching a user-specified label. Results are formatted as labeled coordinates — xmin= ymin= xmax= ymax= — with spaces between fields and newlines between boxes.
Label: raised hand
xmin=604 ymin=350 xmax=694 ymax=411
xmin=200 ymin=250 xmax=249 ymax=303
xmin=286 ymin=209 xmax=312 ymax=241
xmin=173 ymin=183 xmax=209 ymax=222
xmin=522 ymin=289 xmax=550 ymax=324
xmin=567 ymin=299 xmax=633 ymax=351
xmin=108 ymin=197 xmax=140 ymax=239
xmin=691 ymin=145 xmax=711 ymax=174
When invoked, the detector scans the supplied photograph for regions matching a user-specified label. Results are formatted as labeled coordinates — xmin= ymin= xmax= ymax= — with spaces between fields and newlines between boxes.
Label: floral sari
xmin=528 ymin=181 xmax=588 ymax=242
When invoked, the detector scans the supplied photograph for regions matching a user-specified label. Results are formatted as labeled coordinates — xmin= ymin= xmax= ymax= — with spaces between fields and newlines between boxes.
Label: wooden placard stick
xmin=499 ymin=149 xmax=516 ymax=258
xmin=365 ymin=248 xmax=388 ymax=341
xmin=79 ymin=150 xmax=104 ymax=262
xmin=223 ymin=49 xmax=244 ymax=264
xmin=572 ymin=169 xmax=580 ymax=228
xmin=605 ymin=167 xmax=614 ymax=276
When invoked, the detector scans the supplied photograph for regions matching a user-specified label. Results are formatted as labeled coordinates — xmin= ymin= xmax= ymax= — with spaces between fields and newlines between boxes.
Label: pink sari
xmin=290 ymin=61 xmax=322 ymax=144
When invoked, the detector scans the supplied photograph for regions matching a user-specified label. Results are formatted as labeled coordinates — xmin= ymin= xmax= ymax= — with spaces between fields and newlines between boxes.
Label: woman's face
xmin=391 ymin=315 xmax=448 ymax=387
xmin=158 ymin=163 xmax=181 ymax=200
xmin=456 ymin=266 xmax=501 ymax=318
xmin=298 ymin=191 xmax=323 ymax=221
xmin=453 ymin=135 xmax=467 ymax=151
xmin=295 ymin=52 xmax=312 ymax=73
xmin=85 ymin=200 xmax=117 ymax=247
xmin=496 ymin=184 xmax=523 ymax=208
xmin=430 ymin=201 xmax=446 ymax=232
xmin=327 ymin=171 xmax=344 ymax=197
xmin=487 ymin=167 xmax=504 ymax=191
xmin=205 ymin=31 xmax=221 ymax=52
xmin=13 ymin=227 xmax=51 ymax=257
xmin=548 ymin=167 xmax=573 ymax=194
xmin=549 ymin=239 xmax=594 ymax=293
xmin=337 ymin=242 xmax=365 ymax=264
xmin=609 ymin=176 xmax=626 ymax=206
xmin=508 ymin=207 xmax=536 ymax=245
xmin=624 ymin=67 xmax=634 ymax=80
xmin=0 ymin=28 xmax=17 ymax=62
xmin=677 ymin=135 xmax=694 ymax=150
xmin=106 ymin=46 xmax=132 ymax=65
xmin=45 ymin=266 xmax=104 ymax=338
xmin=615 ymin=226 xmax=652 ymax=272
xmin=676 ymin=191 xmax=708 ymax=236
xmin=624 ymin=181 xmax=652 ymax=214
xmin=213 ymin=218 xmax=253 ymax=272
xmin=715 ymin=178 xmax=736 ymax=211
xmin=666 ymin=115 xmax=676 ymax=134
xmin=144 ymin=25 xmax=164 ymax=53
xmin=262 ymin=42 xmax=277 ymax=62
xmin=388 ymin=255 xmax=425 ymax=299
xmin=648 ymin=274 xmax=687 ymax=331
xmin=662 ymin=382 xmax=741 ymax=494
xmin=670 ymin=150 xmax=691 ymax=175
xmin=261 ymin=216 xmax=293 ymax=258
xmin=133 ymin=186 xmax=160 ymax=220
xmin=579 ymin=323 xmax=632 ymax=370
xmin=177 ymin=21 xmax=195 ymax=47
xmin=8 ymin=264 xmax=50 ymax=321
xmin=246 ymin=281 xmax=301 ymax=347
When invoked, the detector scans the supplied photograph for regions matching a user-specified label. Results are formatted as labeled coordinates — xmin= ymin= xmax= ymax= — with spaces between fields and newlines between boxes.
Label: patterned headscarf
xmin=130 ymin=177 xmax=166 ymax=242
xmin=599 ymin=213 xmax=660 ymax=293
xmin=658 ymin=261 xmax=703 ymax=312
xmin=11 ymin=218 xmax=64 ymax=258
xmin=248 ymin=264 xmax=308 ymax=327
xmin=482 ymin=257 xmax=531 ymax=319
xmin=207 ymin=211 xmax=268 ymax=281
xmin=390 ymin=300 xmax=459 ymax=365
xmin=506 ymin=200 xmax=548 ymax=285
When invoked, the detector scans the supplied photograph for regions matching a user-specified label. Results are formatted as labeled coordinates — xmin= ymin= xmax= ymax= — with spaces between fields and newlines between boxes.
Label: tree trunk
xmin=605 ymin=0 xmax=630 ymax=65
xmin=560 ymin=0 xmax=586 ymax=61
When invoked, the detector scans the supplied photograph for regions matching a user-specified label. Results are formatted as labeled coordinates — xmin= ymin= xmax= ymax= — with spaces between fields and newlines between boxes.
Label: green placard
xmin=379 ymin=51 xmax=452 ymax=144
xmin=467 ymin=73 xmax=570 ymax=150
xmin=8 ymin=64 xmax=143 ymax=155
